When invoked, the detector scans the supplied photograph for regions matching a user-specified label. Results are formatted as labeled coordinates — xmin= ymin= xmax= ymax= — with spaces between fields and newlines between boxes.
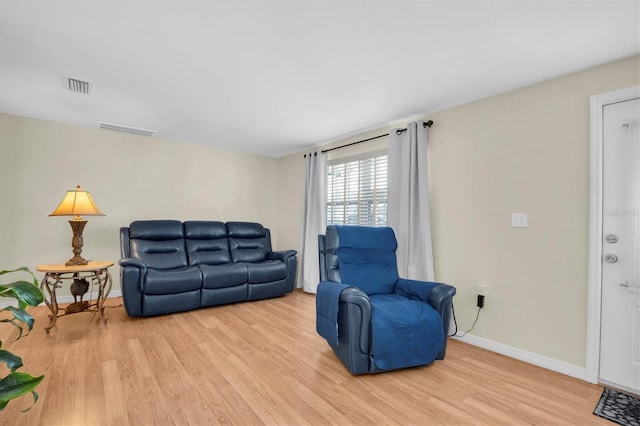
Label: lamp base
xmin=65 ymin=219 xmax=89 ymax=266
xmin=65 ymin=256 xmax=89 ymax=266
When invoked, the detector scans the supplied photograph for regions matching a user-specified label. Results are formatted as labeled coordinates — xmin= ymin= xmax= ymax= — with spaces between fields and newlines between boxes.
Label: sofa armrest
xmin=118 ymin=257 xmax=147 ymax=272
xmin=118 ymin=258 xmax=148 ymax=317
xmin=266 ymin=250 xmax=297 ymax=262
xmin=266 ymin=250 xmax=298 ymax=292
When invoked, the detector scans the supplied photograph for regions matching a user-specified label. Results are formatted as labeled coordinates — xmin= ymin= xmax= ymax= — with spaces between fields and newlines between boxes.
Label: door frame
xmin=587 ymin=85 xmax=640 ymax=383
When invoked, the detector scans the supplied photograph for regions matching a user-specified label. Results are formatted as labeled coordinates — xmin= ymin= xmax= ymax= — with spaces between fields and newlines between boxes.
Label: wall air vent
xmin=97 ymin=121 xmax=157 ymax=137
xmin=67 ymin=77 xmax=91 ymax=94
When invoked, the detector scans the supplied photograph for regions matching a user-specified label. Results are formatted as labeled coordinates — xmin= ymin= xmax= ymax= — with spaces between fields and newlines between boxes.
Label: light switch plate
xmin=511 ymin=213 xmax=528 ymax=228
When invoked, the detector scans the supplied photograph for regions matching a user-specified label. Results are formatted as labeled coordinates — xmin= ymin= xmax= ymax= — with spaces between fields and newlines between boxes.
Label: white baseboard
xmin=0 ymin=290 xmax=122 ymax=309
xmin=453 ymin=333 xmax=587 ymax=381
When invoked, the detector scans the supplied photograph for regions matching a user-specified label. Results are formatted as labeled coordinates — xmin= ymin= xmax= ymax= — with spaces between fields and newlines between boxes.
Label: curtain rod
xmin=319 ymin=120 xmax=433 ymax=155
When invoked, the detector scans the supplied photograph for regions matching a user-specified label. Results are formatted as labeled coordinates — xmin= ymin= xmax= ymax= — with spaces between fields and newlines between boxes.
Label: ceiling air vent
xmin=67 ymin=77 xmax=91 ymax=94
xmin=97 ymin=121 xmax=157 ymax=137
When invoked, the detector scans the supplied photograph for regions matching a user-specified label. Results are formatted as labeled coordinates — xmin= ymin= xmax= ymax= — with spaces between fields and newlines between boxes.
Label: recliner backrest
xmin=325 ymin=225 xmax=399 ymax=295
xmin=227 ymin=222 xmax=271 ymax=262
xmin=128 ymin=220 xmax=188 ymax=270
xmin=184 ymin=221 xmax=231 ymax=266
xmin=318 ymin=234 xmax=329 ymax=282
xmin=323 ymin=228 xmax=341 ymax=283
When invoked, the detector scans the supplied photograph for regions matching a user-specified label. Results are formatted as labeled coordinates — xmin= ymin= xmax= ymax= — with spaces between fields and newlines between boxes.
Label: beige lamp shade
xmin=50 ymin=185 xmax=104 ymax=266
xmin=49 ymin=185 xmax=105 ymax=219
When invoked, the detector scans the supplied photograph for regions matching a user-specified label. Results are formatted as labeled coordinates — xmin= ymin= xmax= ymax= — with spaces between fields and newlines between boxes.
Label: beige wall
xmin=275 ymin=55 xmax=640 ymax=368
xmin=0 ymin=114 xmax=280 ymax=295
xmin=2 ymin=55 xmax=638 ymax=369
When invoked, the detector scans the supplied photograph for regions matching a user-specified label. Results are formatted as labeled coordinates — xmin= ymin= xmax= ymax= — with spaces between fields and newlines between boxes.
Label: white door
xmin=600 ymin=96 xmax=640 ymax=394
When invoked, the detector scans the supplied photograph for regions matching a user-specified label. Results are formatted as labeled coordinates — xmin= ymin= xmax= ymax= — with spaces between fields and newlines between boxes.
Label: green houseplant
xmin=0 ymin=267 xmax=44 ymax=412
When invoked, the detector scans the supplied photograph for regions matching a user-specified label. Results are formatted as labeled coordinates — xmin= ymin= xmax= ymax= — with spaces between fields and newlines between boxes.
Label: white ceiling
xmin=1 ymin=1 xmax=638 ymax=158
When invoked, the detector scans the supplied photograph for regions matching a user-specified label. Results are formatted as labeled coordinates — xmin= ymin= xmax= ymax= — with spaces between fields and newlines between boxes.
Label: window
xmin=326 ymin=150 xmax=388 ymax=226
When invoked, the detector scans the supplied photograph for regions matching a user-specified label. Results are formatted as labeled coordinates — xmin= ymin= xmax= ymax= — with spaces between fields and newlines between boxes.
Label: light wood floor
xmin=1 ymin=290 xmax=607 ymax=425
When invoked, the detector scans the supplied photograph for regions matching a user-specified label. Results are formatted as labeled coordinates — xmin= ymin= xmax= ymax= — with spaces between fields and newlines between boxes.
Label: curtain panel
xmin=299 ymin=152 xmax=326 ymax=293
xmin=387 ymin=121 xmax=435 ymax=281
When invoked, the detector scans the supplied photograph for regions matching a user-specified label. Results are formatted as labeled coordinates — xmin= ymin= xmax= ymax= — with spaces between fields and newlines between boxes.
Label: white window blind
xmin=326 ymin=151 xmax=388 ymax=226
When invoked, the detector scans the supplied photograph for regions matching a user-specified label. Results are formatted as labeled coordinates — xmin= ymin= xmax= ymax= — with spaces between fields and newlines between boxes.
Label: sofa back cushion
xmin=227 ymin=222 xmax=271 ymax=263
xmin=184 ymin=221 xmax=232 ymax=266
xmin=128 ymin=220 xmax=188 ymax=270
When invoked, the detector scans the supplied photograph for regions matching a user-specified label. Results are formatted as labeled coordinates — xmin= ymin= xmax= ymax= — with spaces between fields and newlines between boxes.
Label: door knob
xmin=605 ymin=254 xmax=618 ymax=263
xmin=605 ymin=234 xmax=618 ymax=244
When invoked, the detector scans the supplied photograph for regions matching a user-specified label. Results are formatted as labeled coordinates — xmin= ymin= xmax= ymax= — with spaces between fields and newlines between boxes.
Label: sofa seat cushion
xmin=144 ymin=267 xmax=202 ymax=295
xmin=200 ymin=263 xmax=248 ymax=289
xmin=246 ymin=260 xmax=287 ymax=283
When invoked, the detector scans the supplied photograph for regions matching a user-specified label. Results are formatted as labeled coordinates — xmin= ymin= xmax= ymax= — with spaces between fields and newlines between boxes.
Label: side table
xmin=36 ymin=261 xmax=114 ymax=333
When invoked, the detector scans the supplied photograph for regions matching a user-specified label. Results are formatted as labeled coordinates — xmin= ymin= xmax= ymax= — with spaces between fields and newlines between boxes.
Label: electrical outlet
xmin=477 ymin=285 xmax=488 ymax=296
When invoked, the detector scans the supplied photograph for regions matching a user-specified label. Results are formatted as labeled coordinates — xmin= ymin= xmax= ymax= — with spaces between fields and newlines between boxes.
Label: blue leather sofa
xmin=119 ymin=220 xmax=297 ymax=317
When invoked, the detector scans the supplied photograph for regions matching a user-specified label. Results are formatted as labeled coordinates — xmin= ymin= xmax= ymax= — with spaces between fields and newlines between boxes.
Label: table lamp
xmin=50 ymin=185 xmax=105 ymax=266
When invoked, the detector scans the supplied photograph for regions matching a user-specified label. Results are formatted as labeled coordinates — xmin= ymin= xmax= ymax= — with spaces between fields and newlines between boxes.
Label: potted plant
xmin=0 ymin=267 xmax=44 ymax=412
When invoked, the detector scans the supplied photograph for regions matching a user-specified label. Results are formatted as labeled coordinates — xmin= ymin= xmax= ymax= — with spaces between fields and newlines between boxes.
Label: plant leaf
xmin=1 ymin=306 xmax=35 ymax=334
xmin=0 ymin=267 xmax=44 ymax=412
xmin=21 ymin=390 xmax=39 ymax=413
xmin=0 ymin=350 xmax=23 ymax=372
xmin=0 ymin=319 xmax=24 ymax=341
xmin=0 ymin=372 xmax=45 ymax=409
xmin=0 ymin=281 xmax=44 ymax=308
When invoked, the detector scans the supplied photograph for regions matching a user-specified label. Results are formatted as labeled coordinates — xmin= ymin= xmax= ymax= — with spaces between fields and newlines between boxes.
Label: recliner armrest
xmin=394 ymin=279 xmax=456 ymax=359
xmin=427 ymin=283 xmax=456 ymax=315
xmin=338 ymin=287 xmax=372 ymax=355
xmin=428 ymin=283 xmax=456 ymax=360
xmin=339 ymin=286 xmax=370 ymax=307
xmin=394 ymin=278 xmax=456 ymax=315
xmin=266 ymin=250 xmax=297 ymax=262
xmin=395 ymin=278 xmax=438 ymax=301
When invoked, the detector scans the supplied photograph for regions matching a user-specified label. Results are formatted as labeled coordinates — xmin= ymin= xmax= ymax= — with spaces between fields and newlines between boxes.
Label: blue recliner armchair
xmin=316 ymin=225 xmax=456 ymax=375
